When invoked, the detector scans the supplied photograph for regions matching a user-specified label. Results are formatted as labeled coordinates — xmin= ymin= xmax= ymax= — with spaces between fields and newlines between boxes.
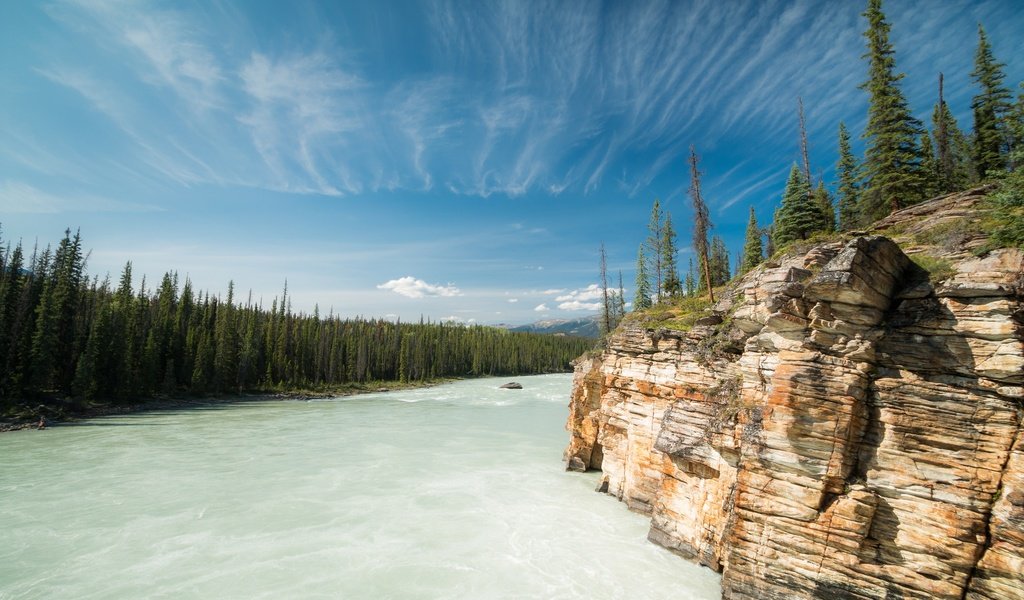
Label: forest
xmin=595 ymin=0 xmax=1024 ymax=335
xmin=0 ymin=228 xmax=590 ymax=417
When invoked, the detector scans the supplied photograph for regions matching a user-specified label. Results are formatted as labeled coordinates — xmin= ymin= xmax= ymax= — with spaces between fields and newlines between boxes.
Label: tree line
xmin=0 ymin=228 xmax=591 ymax=415
xmin=599 ymin=0 xmax=1023 ymax=321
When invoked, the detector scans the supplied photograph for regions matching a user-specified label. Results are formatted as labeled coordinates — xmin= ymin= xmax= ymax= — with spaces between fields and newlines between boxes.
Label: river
xmin=0 ymin=374 xmax=720 ymax=599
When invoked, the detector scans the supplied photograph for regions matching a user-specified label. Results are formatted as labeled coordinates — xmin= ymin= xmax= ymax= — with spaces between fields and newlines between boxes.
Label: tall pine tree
xmin=709 ymin=236 xmax=730 ymax=287
xmin=932 ymin=73 xmax=972 ymax=192
xmin=860 ymin=0 xmax=924 ymax=220
xmin=920 ymin=130 xmax=939 ymax=198
xmin=970 ymin=24 xmax=1013 ymax=178
xmin=740 ymin=207 xmax=763 ymax=274
xmin=772 ymin=164 xmax=817 ymax=247
xmin=661 ymin=212 xmax=680 ymax=298
xmin=836 ymin=122 xmax=862 ymax=230
xmin=633 ymin=245 xmax=652 ymax=311
xmin=646 ymin=199 xmax=664 ymax=301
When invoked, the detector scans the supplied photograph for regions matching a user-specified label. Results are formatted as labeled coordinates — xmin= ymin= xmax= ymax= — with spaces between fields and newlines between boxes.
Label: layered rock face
xmin=565 ymin=193 xmax=1023 ymax=600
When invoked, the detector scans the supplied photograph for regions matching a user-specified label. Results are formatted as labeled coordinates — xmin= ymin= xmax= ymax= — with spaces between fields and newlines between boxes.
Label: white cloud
xmin=534 ymin=303 xmax=548 ymax=312
xmin=507 ymin=298 xmax=518 ymax=303
xmin=440 ymin=315 xmax=463 ymax=322
xmin=558 ymin=300 xmax=601 ymax=311
xmin=540 ymin=288 xmax=564 ymax=295
xmin=555 ymin=284 xmax=602 ymax=302
xmin=377 ymin=276 xmax=462 ymax=299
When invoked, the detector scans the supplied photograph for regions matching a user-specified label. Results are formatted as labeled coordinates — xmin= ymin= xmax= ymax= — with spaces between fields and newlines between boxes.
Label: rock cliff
xmin=565 ymin=188 xmax=1024 ymax=600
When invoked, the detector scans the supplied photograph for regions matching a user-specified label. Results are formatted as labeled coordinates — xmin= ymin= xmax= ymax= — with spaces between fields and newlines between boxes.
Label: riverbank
xmin=0 ymin=378 xmax=454 ymax=433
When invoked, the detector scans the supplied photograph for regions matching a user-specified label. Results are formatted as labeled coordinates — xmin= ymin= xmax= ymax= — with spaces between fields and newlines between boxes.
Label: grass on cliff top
xmin=624 ymin=293 xmax=715 ymax=332
xmin=770 ymin=230 xmax=849 ymax=263
xmin=909 ymin=253 xmax=956 ymax=283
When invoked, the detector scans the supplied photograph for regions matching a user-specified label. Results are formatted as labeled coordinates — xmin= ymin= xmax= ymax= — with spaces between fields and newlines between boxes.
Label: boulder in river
xmin=499 ymin=382 xmax=523 ymax=389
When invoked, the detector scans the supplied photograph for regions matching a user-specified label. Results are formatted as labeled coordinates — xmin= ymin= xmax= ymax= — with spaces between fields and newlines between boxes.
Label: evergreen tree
xmin=633 ymin=245 xmax=652 ymax=311
xmin=860 ymin=0 xmax=924 ymax=219
xmin=684 ymin=259 xmax=696 ymax=297
xmin=688 ymin=146 xmax=714 ymax=302
xmin=813 ymin=182 xmax=835 ymax=233
xmin=709 ymin=236 xmax=730 ymax=287
xmin=932 ymin=74 xmax=972 ymax=192
xmin=772 ymin=164 xmax=817 ymax=247
xmin=646 ymin=199 xmax=664 ymax=301
xmin=970 ymin=24 xmax=1013 ymax=178
xmin=836 ymin=122 xmax=862 ymax=230
xmin=615 ymin=272 xmax=626 ymax=323
xmin=599 ymin=243 xmax=611 ymax=337
xmin=920 ymin=130 xmax=939 ymax=198
xmin=988 ymin=82 xmax=1024 ymax=249
xmin=740 ymin=207 xmax=763 ymax=274
xmin=661 ymin=212 xmax=680 ymax=298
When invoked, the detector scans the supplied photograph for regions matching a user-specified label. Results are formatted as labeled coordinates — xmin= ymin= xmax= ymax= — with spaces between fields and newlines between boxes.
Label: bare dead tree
xmin=688 ymin=146 xmax=714 ymax=303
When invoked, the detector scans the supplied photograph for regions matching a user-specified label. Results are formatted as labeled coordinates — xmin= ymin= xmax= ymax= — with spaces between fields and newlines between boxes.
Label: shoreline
xmin=0 ymin=378 xmax=456 ymax=434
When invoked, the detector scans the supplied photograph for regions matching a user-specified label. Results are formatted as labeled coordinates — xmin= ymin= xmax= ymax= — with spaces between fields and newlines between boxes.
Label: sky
xmin=2 ymin=0 xmax=1023 ymax=326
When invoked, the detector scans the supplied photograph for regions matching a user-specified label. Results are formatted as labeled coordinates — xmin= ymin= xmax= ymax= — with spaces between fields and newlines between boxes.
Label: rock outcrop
xmin=565 ymin=190 xmax=1023 ymax=600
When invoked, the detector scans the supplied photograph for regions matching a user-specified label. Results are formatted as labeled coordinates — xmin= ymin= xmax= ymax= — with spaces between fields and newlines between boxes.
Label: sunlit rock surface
xmin=566 ymin=189 xmax=1024 ymax=600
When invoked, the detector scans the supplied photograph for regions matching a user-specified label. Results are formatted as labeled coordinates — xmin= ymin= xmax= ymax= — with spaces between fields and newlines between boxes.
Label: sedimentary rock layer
xmin=566 ymin=196 xmax=1023 ymax=600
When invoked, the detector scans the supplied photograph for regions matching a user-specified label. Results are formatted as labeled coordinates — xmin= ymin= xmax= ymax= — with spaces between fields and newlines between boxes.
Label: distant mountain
xmin=510 ymin=315 xmax=600 ymax=338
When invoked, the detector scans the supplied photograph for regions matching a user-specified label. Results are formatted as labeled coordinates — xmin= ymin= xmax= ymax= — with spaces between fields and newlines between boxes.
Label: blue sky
xmin=2 ymin=0 xmax=1022 ymax=325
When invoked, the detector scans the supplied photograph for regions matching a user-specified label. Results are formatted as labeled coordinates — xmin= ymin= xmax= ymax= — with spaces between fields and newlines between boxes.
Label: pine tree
xmin=836 ymin=122 xmax=862 ymax=230
xmin=599 ymin=243 xmax=611 ymax=337
xmin=633 ymin=245 xmax=652 ymax=311
xmin=740 ymin=207 xmax=763 ymax=274
xmin=772 ymin=164 xmax=816 ymax=247
xmin=920 ymin=130 xmax=939 ymax=198
xmin=932 ymin=73 xmax=972 ymax=192
xmin=684 ymin=259 xmax=696 ymax=297
xmin=661 ymin=212 xmax=680 ymax=298
xmin=615 ymin=271 xmax=626 ymax=323
xmin=688 ymin=146 xmax=714 ymax=302
xmin=988 ymin=82 xmax=1024 ymax=249
xmin=709 ymin=236 xmax=730 ymax=287
xmin=813 ymin=182 xmax=835 ymax=233
xmin=970 ymin=24 xmax=1013 ymax=178
xmin=646 ymin=199 xmax=664 ymax=301
xmin=860 ymin=0 xmax=924 ymax=219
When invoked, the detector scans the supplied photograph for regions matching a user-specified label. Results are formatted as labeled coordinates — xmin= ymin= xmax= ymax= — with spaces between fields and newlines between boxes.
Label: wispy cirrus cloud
xmin=0 ymin=181 xmax=163 ymax=214
xmin=11 ymin=0 xmax=1024 ymax=207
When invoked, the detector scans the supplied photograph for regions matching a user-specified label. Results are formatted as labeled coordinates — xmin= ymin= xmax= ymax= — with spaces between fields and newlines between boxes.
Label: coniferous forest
xmin=594 ymin=0 xmax=1023 ymax=333
xmin=0 ymin=228 xmax=590 ymax=417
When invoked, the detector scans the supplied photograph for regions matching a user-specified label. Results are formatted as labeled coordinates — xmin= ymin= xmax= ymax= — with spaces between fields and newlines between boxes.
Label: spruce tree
xmin=772 ymin=164 xmax=815 ymax=247
xmin=740 ymin=207 xmax=763 ymax=274
xmin=836 ymin=122 xmax=861 ymax=230
xmin=709 ymin=236 xmax=730 ymax=287
xmin=646 ymin=199 xmax=664 ymax=301
xmin=684 ymin=259 xmax=696 ymax=297
xmin=599 ymin=243 xmax=611 ymax=336
xmin=661 ymin=212 xmax=680 ymax=298
xmin=860 ymin=0 xmax=924 ymax=219
xmin=616 ymin=272 xmax=626 ymax=323
xmin=813 ymin=182 xmax=835 ymax=233
xmin=920 ymin=130 xmax=939 ymax=198
xmin=633 ymin=245 xmax=652 ymax=311
xmin=688 ymin=146 xmax=714 ymax=302
xmin=932 ymin=74 xmax=972 ymax=192
xmin=970 ymin=24 xmax=1013 ymax=178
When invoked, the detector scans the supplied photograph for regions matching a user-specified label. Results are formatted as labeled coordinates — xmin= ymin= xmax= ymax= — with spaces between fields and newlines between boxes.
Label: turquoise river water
xmin=0 ymin=373 xmax=720 ymax=599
